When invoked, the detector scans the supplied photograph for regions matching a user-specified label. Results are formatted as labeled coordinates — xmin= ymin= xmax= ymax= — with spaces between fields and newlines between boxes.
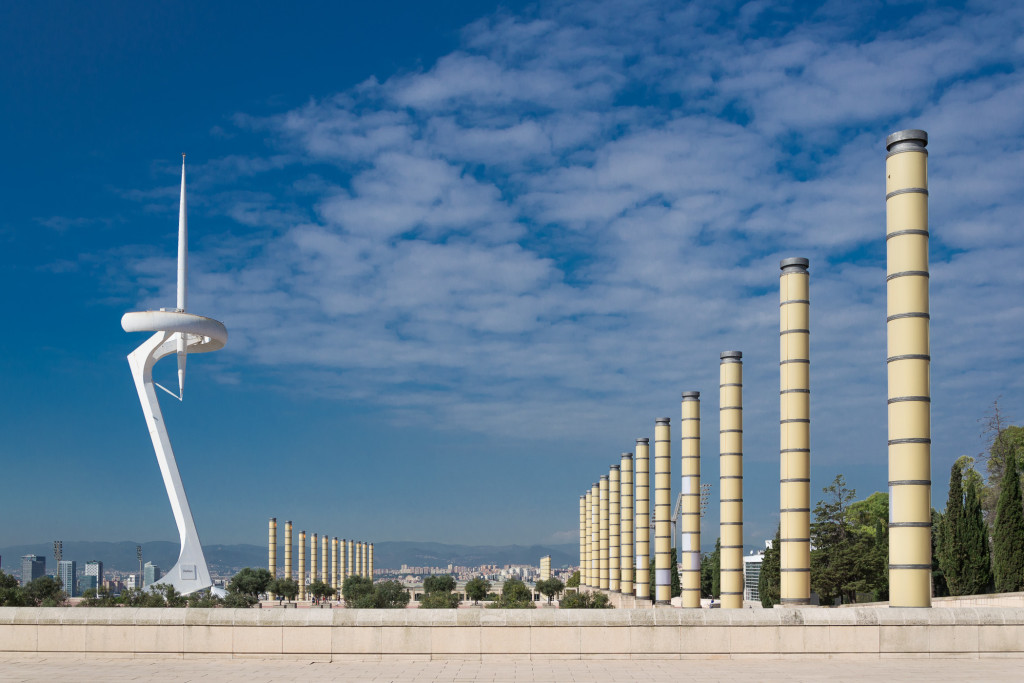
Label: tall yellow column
xmin=620 ymin=453 xmax=634 ymax=595
xmin=635 ymin=438 xmax=651 ymax=602
xmin=579 ymin=495 xmax=587 ymax=587
xmin=780 ymin=258 xmax=811 ymax=605
xmin=369 ymin=543 xmax=374 ymax=580
xmin=886 ymin=128 xmax=932 ymax=608
xmin=341 ymin=539 xmax=347 ymax=584
xmin=284 ymin=521 xmax=293 ymax=584
xmin=599 ymin=474 xmax=609 ymax=590
xmin=681 ymin=392 xmax=701 ymax=608
xmin=590 ymin=483 xmax=599 ymax=588
xmin=654 ymin=418 xmax=672 ymax=605
xmin=720 ymin=351 xmax=744 ymax=609
xmin=321 ymin=533 xmax=328 ymax=587
xmin=311 ymin=533 xmax=319 ymax=585
xmin=347 ymin=539 xmax=354 ymax=580
xmin=609 ymin=464 xmax=621 ymax=592
xmin=331 ymin=537 xmax=339 ymax=592
xmin=540 ymin=555 xmax=551 ymax=580
xmin=359 ymin=542 xmax=365 ymax=577
xmin=298 ymin=530 xmax=306 ymax=600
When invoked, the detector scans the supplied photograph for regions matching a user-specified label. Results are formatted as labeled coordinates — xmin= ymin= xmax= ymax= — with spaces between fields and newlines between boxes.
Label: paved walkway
xmin=1 ymin=655 xmax=1022 ymax=682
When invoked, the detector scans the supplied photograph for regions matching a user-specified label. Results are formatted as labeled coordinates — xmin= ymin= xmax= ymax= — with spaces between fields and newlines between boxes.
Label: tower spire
xmin=176 ymin=155 xmax=188 ymax=396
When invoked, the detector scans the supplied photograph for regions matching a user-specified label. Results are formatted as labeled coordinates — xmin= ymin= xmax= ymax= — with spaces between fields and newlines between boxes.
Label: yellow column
xmin=599 ymin=474 xmax=609 ymax=590
xmin=269 ymin=518 xmax=277 ymax=578
xmin=635 ymin=438 xmax=651 ymax=602
xmin=654 ymin=418 xmax=672 ymax=605
xmin=780 ymin=258 xmax=811 ymax=605
xmin=609 ymin=464 xmax=621 ymax=592
xmin=540 ymin=555 xmax=551 ymax=581
xmin=720 ymin=351 xmax=744 ymax=609
xmin=363 ymin=542 xmax=369 ymax=577
xmin=284 ymin=521 xmax=292 ymax=584
xmin=886 ymin=129 xmax=932 ymax=608
xmin=321 ymin=533 xmax=328 ymax=588
xmin=298 ymin=530 xmax=306 ymax=600
xmin=620 ymin=452 xmax=634 ymax=595
xmin=681 ymin=392 xmax=701 ymax=608
xmin=369 ymin=543 xmax=374 ymax=580
xmin=579 ymin=495 xmax=587 ymax=587
xmin=358 ymin=542 xmax=364 ymax=577
xmin=311 ymin=533 xmax=319 ymax=586
xmin=347 ymin=539 xmax=354 ymax=580
xmin=591 ymin=483 xmax=599 ymax=589
xmin=340 ymin=539 xmax=347 ymax=584
xmin=331 ymin=537 xmax=339 ymax=592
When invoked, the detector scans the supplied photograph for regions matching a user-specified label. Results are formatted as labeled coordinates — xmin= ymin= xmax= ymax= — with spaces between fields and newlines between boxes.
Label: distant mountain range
xmin=0 ymin=540 xmax=579 ymax=579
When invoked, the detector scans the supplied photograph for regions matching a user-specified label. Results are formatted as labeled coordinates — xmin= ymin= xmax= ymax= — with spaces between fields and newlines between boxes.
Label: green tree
xmin=423 ymin=575 xmax=456 ymax=594
xmin=0 ymin=570 xmax=26 ymax=606
xmin=559 ymin=590 xmax=613 ymax=608
xmin=962 ymin=471 xmax=993 ymax=594
xmin=419 ymin=590 xmax=460 ymax=608
xmin=979 ymin=403 xmax=1024 ymax=522
xmin=536 ymin=578 xmax=565 ymax=604
xmin=993 ymin=452 xmax=1024 ymax=592
xmin=307 ymin=579 xmax=336 ymax=604
xmin=670 ymin=548 xmax=681 ymax=598
xmin=342 ymin=575 xmax=375 ymax=606
xmin=938 ymin=458 xmax=968 ymax=594
xmin=227 ymin=567 xmax=273 ymax=604
xmin=23 ymin=576 xmax=67 ymax=607
xmin=268 ymin=578 xmax=299 ymax=603
xmin=759 ymin=526 xmax=781 ymax=608
xmin=700 ymin=538 xmax=721 ymax=599
xmin=372 ymin=580 xmax=411 ymax=608
xmin=154 ymin=583 xmax=188 ymax=607
xmin=488 ymin=578 xmax=535 ymax=609
xmin=566 ymin=570 xmax=580 ymax=588
xmin=187 ymin=590 xmax=223 ymax=608
xmin=810 ymin=474 xmax=866 ymax=605
xmin=464 ymin=577 xmax=490 ymax=605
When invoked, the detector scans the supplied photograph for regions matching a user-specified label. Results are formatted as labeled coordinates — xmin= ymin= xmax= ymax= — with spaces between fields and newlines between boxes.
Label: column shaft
xmin=886 ymin=129 xmax=932 ymax=608
xmin=620 ymin=453 xmax=634 ymax=595
xmin=579 ymin=495 xmax=587 ymax=587
xmin=298 ymin=530 xmax=306 ymax=600
xmin=609 ymin=465 xmax=621 ymax=592
xmin=284 ymin=521 xmax=292 ymax=583
xmin=311 ymin=533 xmax=319 ymax=585
xmin=331 ymin=537 xmax=339 ymax=591
xmin=590 ymin=483 xmax=599 ymax=589
xmin=654 ymin=418 xmax=672 ymax=604
xmin=720 ymin=352 xmax=744 ymax=609
xmin=599 ymin=475 xmax=609 ymax=590
xmin=681 ymin=393 xmax=701 ymax=608
xmin=780 ymin=258 xmax=811 ymax=604
xmin=635 ymin=438 xmax=651 ymax=601
xmin=347 ymin=539 xmax=354 ymax=580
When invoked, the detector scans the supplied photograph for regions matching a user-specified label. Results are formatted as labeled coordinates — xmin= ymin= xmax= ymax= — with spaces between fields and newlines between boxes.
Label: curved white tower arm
xmin=122 ymin=157 xmax=228 ymax=596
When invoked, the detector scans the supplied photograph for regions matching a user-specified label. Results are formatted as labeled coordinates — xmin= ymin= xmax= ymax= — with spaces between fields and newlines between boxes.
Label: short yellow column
xmin=590 ymin=483 xmax=599 ymax=589
xmin=311 ymin=533 xmax=319 ymax=586
xmin=634 ymin=438 xmax=651 ymax=603
xmin=620 ymin=452 xmax=634 ymax=595
xmin=886 ymin=128 xmax=932 ymax=608
xmin=331 ymin=537 xmax=339 ymax=592
xmin=369 ymin=543 xmax=374 ymax=580
xmin=347 ymin=539 xmax=354 ymax=580
xmin=719 ymin=351 xmax=744 ymax=609
xmin=268 ymin=518 xmax=277 ymax=599
xmin=680 ymin=392 xmax=701 ymax=608
xmin=320 ymin=533 xmax=328 ymax=587
xmin=579 ymin=495 xmax=587 ymax=587
xmin=780 ymin=258 xmax=811 ymax=605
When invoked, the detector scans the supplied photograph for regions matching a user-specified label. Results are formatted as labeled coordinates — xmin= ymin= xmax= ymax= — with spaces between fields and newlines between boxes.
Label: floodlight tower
xmin=121 ymin=156 xmax=228 ymax=595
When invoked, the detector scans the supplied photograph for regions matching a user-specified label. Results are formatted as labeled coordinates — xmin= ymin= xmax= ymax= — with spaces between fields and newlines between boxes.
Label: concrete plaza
xmin=1 ymin=654 xmax=1023 ymax=682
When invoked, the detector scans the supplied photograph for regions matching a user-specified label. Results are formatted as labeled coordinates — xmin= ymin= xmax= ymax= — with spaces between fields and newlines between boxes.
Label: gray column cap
xmin=886 ymin=129 xmax=928 ymax=150
xmin=720 ymin=350 xmax=743 ymax=360
xmin=636 ymin=437 xmax=650 ymax=443
xmin=682 ymin=391 xmax=700 ymax=399
xmin=780 ymin=257 xmax=809 ymax=272
xmin=601 ymin=474 xmax=608 ymax=480
xmin=610 ymin=465 xmax=620 ymax=471
xmin=656 ymin=417 xmax=671 ymax=424
xmin=621 ymin=452 xmax=633 ymax=458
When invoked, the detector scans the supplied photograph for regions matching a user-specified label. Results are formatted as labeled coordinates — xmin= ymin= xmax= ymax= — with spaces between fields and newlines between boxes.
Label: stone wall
xmin=1 ymin=606 xmax=1023 ymax=660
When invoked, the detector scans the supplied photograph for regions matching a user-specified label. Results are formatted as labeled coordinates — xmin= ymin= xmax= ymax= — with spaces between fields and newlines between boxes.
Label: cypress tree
xmin=962 ymin=476 xmax=993 ymax=595
xmin=758 ymin=526 xmax=781 ymax=608
xmin=993 ymin=452 xmax=1024 ymax=592
xmin=937 ymin=459 xmax=967 ymax=595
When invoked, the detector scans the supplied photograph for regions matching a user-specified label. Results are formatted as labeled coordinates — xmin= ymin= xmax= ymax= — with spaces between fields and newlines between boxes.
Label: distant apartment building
xmin=20 ymin=555 xmax=45 ymax=586
xmin=125 ymin=573 xmax=139 ymax=589
xmin=85 ymin=560 xmax=103 ymax=586
xmin=743 ymin=541 xmax=774 ymax=604
xmin=58 ymin=560 xmax=78 ymax=597
xmin=80 ymin=575 xmax=98 ymax=593
xmin=143 ymin=562 xmax=161 ymax=587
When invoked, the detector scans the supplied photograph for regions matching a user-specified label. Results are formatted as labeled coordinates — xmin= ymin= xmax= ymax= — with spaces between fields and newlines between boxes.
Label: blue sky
xmin=1 ymin=0 xmax=1021 ymax=556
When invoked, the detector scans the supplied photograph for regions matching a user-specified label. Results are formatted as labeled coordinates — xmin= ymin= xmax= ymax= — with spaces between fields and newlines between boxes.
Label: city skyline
xmin=1 ymin=0 xmax=1022 ymax=552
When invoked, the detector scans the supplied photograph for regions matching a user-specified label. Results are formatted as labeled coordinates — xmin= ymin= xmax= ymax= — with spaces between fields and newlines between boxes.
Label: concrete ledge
xmin=1 ymin=607 xmax=1022 ymax=660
